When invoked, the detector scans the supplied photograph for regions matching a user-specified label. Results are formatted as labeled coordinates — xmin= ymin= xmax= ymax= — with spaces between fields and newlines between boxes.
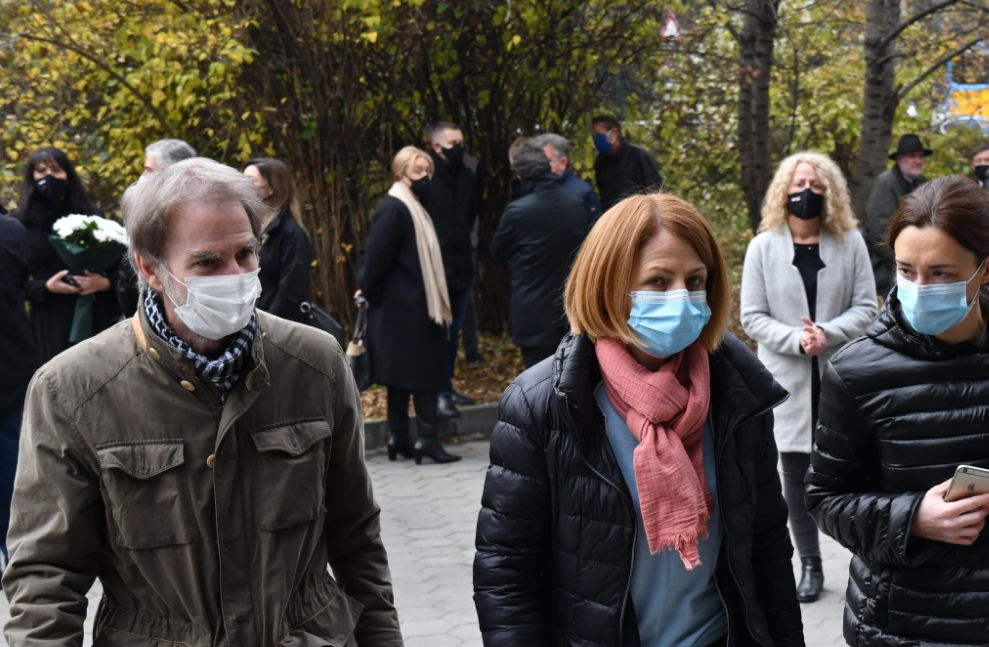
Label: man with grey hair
xmin=3 ymin=158 xmax=402 ymax=646
xmin=535 ymin=133 xmax=602 ymax=223
xmin=116 ymin=138 xmax=199 ymax=317
xmin=491 ymin=140 xmax=588 ymax=367
xmin=143 ymin=138 xmax=197 ymax=176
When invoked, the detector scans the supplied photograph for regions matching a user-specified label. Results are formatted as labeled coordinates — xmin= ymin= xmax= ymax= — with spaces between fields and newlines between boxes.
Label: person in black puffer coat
xmin=474 ymin=192 xmax=804 ymax=647
xmin=806 ymin=176 xmax=989 ymax=647
xmin=243 ymin=158 xmax=312 ymax=323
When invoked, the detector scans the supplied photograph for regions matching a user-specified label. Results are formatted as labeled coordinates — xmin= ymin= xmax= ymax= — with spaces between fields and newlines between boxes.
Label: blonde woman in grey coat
xmin=741 ymin=151 xmax=877 ymax=604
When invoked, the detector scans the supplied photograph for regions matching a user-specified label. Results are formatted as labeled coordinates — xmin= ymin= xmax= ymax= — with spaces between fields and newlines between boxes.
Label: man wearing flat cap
xmin=864 ymin=133 xmax=932 ymax=297
xmin=3 ymin=158 xmax=403 ymax=646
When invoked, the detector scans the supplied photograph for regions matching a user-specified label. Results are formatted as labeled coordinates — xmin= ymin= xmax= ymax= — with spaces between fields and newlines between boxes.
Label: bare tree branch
xmin=896 ymin=36 xmax=982 ymax=100
xmin=879 ymin=0 xmax=963 ymax=49
xmin=13 ymin=32 xmax=164 ymax=123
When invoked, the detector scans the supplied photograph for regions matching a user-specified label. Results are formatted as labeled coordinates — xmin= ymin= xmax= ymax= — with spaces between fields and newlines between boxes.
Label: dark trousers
xmin=0 ymin=409 xmax=21 ymax=562
xmin=386 ymin=387 xmax=438 ymax=439
xmin=461 ymin=294 xmax=480 ymax=360
xmin=441 ymin=285 xmax=473 ymax=396
xmin=521 ymin=345 xmax=558 ymax=369
xmin=780 ymin=451 xmax=820 ymax=559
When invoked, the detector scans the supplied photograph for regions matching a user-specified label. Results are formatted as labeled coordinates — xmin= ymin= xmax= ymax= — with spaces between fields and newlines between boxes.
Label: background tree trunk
xmin=737 ymin=0 xmax=780 ymax=232
xmin=850 ymin=0 xmax=900 ymax=218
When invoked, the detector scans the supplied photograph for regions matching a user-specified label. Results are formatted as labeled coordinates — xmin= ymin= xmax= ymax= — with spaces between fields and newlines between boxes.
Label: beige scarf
xmin=387 ymin=181 xmax=452 ymax=326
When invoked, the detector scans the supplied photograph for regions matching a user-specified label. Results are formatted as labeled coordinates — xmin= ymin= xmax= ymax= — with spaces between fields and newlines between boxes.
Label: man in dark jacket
xmin=535 ymin=133 xmax=602 ymax=224
xmin=491 ymin=140 xmax=587 ymax=368
xmin=425 ymin=121 xmax=479 ymax=417
xmin=864 ymin=133 xmax=931 ymax=297
xmin=0 ymin=214 xmax=39 ymax=565
xmin=592 ymin=114 xmax=663 ymax=211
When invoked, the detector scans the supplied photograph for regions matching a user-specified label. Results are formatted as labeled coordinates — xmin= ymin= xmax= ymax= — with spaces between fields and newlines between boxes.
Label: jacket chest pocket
xmin=250 ymin=420 xmax=332 ymax=531
xmin=96 ymin=441 xmax=197 ymax=549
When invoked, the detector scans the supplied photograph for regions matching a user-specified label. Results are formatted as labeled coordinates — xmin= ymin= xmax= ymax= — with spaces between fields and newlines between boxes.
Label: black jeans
xmin=780 ymin=451 xmax=820 ymax=559
xmin=386 ymin=387 xmax=438 ymax=439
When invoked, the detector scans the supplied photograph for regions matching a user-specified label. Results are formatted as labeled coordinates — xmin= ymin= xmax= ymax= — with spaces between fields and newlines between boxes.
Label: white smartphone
xmin=944 ymin=465 xmax=989 ymax=502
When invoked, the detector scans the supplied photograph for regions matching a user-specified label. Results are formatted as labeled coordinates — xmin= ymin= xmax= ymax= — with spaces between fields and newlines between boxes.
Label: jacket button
xmin=148 ymin=347 xmax=160 ymax=360
xmin=206 ymin=454 xmax=216 ymax=469
xmin=179 ymin=380 xmax=196 ymax=392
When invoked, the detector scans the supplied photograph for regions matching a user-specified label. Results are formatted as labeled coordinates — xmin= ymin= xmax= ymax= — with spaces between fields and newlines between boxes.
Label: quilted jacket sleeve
xmin=473 ymin=382 xmax=550 ymax=646
xmin=805 ymin=360 xmax=926 ymax=567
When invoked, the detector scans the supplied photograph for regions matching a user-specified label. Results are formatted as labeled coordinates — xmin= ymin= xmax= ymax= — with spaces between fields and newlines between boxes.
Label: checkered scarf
xmin=143 ymin=290 xmax=256 ymax=401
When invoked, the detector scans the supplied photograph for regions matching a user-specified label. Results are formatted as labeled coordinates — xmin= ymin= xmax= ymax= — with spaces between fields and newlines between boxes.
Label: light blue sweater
xmin=595 ymin=384 xmax=728 ymax=647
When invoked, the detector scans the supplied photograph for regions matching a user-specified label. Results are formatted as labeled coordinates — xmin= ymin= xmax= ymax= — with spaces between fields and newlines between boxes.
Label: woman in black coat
xmin=806 ymin=176 xmax=989 ymax=647
xmin=359 ymin=146 xmax=459 ymax=465
xmin=243 ymin=158 xmax=312 ymax=323
xmin=14 ymin=147 xmax=119 ymax=362
xmin=474 ymin=193 xmax=804 ymax=647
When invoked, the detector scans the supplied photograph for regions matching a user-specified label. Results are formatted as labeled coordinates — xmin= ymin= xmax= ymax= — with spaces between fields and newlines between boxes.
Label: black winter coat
xmin=806 ymin=295 xmax=989 ymax=647
xmin=490 ymin=174 xmax=587 ymax=348
xmin=258 ymin=206 xmax=312 ymax=323
xmin=0 ymin=215 xmax=39 ymax=414
xmin=425 ymin=151 xmax=478 ymax=293
xmin=474 ymin=333 xmax=804 ymax=647
xmin=359 ymin=196 xmax=447 ymax=391
xmin=19 ymin=205 xmax=120 ymax=362
xmin=594 ymin=142 xmax=663 ymax=212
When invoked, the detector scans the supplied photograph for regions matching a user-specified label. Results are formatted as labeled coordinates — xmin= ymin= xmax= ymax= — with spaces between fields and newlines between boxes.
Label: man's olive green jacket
xmin=3 ymin=308 xmax=402 ymax=646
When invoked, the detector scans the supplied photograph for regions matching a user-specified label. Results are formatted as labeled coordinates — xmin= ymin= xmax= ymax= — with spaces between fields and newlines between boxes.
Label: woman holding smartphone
xmin=806 ymin=176 xmax=989 ymax=646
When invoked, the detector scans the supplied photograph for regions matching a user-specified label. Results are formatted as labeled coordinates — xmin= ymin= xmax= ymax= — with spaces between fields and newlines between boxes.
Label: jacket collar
xmin=551 ymin=332 xmax=787 ymax=443
xmin=867 ymin=289 xmax=989 ymax=360
xmin=132 ymin=299 xmax=270 ymax=399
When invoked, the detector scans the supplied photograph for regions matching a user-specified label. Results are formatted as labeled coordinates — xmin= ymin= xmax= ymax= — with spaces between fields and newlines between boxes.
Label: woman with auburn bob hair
xmin=741 ymin=152 xmax=877 ymax=603
xmin=473 ymin=193 xmax=804 ymax=647
xmin=806 ymin=177 xmax=989 ymax=647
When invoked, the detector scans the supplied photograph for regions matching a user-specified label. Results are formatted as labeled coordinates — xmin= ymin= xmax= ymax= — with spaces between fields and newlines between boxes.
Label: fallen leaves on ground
xmin=360 ymin=333 xmax=525 ymax=420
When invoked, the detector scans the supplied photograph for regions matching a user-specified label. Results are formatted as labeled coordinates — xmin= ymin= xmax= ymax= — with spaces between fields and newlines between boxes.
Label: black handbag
xmin=299 ymin=301 xmax=346 ymax=348
xmin=346 ymin=298 xmax=372 ymax=391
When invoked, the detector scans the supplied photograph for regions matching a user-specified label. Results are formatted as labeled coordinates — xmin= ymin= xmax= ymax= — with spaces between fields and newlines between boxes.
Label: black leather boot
xmin=796 ymin=556 xmax=823 ymax=602
xmin=413 ymin=419 xmax=461 ymax=465
xmin=387 ymin=432 xmax=414 ymax=461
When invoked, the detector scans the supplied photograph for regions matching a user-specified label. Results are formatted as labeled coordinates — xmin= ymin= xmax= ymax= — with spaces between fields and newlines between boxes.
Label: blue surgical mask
xmin=593 ymin=132 xmax=614 ymax=155
xmin=628 ymin=289 xmax=711 ymax=358
xmin=897 ymin=260 xmax=985 ymax=336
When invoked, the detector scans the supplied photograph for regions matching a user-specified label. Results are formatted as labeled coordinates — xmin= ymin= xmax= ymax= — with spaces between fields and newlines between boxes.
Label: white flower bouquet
xmin=48 ymin=214 xmax=128 ymax=342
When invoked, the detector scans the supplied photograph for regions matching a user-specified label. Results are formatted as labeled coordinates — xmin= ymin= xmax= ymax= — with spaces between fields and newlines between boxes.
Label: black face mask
xmin=409 ymin=176 xmax=431 ymax=200
xmin=787 ymin=187 xmax=824 ymax=220
xmin=975 ymin=165 xmax=988 ymax=182
xmin=442 ymin=143 xmax=464 ymax=167
xmin=34 ymin=174 xmax=69 ymax=203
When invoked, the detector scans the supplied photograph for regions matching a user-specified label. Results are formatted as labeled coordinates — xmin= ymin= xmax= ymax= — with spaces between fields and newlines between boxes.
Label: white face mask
xmin=162 ymin=269 xmax=262 ymax=340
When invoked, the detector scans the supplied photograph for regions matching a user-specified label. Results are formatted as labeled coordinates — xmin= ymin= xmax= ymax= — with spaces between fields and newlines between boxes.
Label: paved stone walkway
xmin=0 ymin=439 xmax=849 ymax=645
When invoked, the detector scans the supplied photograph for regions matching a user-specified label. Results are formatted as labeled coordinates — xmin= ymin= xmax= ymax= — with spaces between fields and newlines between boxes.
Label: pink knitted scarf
xmin=595 ymin=337 xmax=712 ymax=569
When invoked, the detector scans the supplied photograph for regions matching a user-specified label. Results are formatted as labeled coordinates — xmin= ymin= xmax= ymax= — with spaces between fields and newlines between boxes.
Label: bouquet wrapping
xmin=49 ymin=214 xmax=128 ymax=343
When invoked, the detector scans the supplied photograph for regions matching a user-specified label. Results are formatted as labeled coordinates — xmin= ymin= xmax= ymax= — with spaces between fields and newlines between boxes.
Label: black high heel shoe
xmin=387 ymin=434 xmax=415 ymax=461
xmin=413 ymin=437 xmax=461 ymax=465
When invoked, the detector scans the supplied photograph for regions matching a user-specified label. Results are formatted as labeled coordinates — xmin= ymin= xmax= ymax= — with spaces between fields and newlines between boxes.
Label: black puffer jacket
xmin=806 ymin=295 xmax=989 ymax=647
xmin=474 ymin=333 xmax=804 ymax=647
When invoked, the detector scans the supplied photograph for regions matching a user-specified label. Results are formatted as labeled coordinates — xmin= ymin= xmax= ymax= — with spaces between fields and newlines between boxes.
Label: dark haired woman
xmin=14 ymin=147 xmax=119 ymax=362
xmin=243 ymin=158 xmax=312 ymax=323
xmin=807 ymin=176 xmax=989 ymax=646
